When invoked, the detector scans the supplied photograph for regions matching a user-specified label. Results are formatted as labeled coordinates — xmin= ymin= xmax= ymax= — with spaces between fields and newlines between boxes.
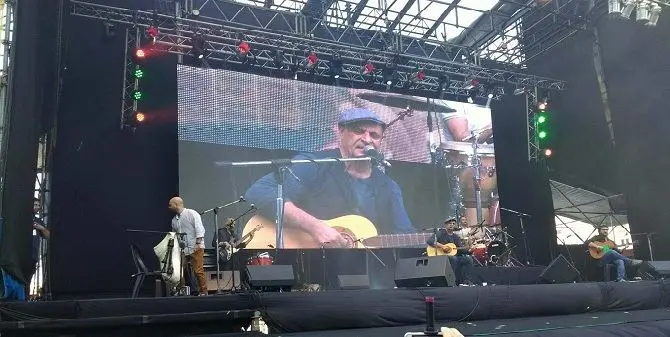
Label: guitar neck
xmin=363 ymin=233 xmax=433 ymax=248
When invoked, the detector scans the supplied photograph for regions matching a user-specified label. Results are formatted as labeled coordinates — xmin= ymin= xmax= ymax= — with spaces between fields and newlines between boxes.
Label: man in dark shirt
xmin=29 ymin=198 xmax=50 ymax=298
xmin=212 ymin=218 xmax=244 ymax=262
xmin=586 ymin=225 xmax=641 ymax=282
xmin=245 ymin=108 xmax=414 ymax=248
xmin=427 ymin=217 xmax=474 ymax=285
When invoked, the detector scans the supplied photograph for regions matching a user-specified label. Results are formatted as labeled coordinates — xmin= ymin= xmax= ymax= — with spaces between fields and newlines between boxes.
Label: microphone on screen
xmin=364 ymin=145 xmax=391 ymax=168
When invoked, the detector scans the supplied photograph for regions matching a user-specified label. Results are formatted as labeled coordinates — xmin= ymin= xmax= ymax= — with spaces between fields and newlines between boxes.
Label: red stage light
xmin=415 ymin=69 xmax=426 ymax=81
xmin=238 ymin=41 xmax=251 ymax=56
xmin=362 ymin=62 xmax=375 ymax=75
xmin=135 ymin=49 xmax=146 ymax=59
xmin=306 ymin=52 xmax=318 ymax=66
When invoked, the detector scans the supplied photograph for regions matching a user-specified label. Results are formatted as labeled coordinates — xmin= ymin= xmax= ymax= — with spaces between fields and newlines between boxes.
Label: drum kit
xmin=435 ymin=127 xmax=525 ymax=267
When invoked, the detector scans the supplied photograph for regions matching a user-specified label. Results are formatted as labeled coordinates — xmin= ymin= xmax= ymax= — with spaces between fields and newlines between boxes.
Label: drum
xmin=471 ymin=243 xmax=488 ymax=264
xmin=440 ymin=141 xmax=497 ymax=206
xmin=247 ymin=253 xmax=273 ymax=266
xmin=486 ymin=240 xmax=506 ymax=264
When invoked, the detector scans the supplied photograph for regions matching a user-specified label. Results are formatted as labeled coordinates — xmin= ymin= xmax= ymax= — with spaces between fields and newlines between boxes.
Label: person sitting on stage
xmin=586 ymin=225 xmax=642 ymax=282
xmin=427 ymin=217 xmax=475 ymax=285
xmin=168 ymin=196 xmax=207 ymax=295
xmin=212 ymin=217 xmax=249 ymax=262
xmin=245 ymin=108 xmax=415 ymax=248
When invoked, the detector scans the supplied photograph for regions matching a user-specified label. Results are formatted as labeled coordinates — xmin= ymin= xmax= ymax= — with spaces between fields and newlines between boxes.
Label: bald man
xmin=168 ymin=197 xmax=207 ymax=295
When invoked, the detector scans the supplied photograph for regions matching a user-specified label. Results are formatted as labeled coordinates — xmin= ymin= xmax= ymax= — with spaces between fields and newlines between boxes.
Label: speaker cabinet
xmin=539 ymin=255 xmax=580 ymax=284
xmin=337 ymin=274 xmax=370 ymax=290
xmin=638 ymin=261 xmax=670 ymax=280
xmin=205 ymin=270 xmax=241 ymax=291
xmin=394 ymin=256 xmax=456 ymax=288
xmin=245 ymin=265 xmax=296 ymax=290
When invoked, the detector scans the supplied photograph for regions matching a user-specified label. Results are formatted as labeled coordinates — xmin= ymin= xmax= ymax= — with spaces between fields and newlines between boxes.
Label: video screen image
xmin=177 ymin=64 xmax=499 ymax=250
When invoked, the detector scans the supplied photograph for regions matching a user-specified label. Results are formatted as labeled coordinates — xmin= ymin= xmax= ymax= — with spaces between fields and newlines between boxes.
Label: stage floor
xmin=2 ymin=280 xmax=670 ymax=336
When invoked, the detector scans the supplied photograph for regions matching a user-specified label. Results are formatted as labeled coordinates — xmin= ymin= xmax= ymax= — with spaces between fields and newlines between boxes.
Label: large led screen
xmin=177 ymin=64 xmax=499 ymax=250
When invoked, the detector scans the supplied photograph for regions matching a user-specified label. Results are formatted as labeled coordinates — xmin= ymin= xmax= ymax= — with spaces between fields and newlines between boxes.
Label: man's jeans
xmin=600 ymin=250 xmax=630 ymax=281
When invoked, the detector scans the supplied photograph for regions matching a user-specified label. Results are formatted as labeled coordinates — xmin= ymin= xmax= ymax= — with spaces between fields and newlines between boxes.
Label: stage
xmin=2 ymin=280 xmax=670 ymax=336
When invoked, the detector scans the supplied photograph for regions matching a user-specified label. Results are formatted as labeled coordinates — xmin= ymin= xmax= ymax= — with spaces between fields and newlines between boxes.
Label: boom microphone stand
xmin=501 ymin=207 xmax=532 ymax=265
xmin=200 ymin=196 xmax=246 ymax=294
xmin=216 ymin=157 xmax=372 ymax=249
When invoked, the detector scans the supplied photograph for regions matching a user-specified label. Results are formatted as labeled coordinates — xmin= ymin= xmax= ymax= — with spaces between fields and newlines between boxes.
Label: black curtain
xmin=491 ymin=95 xmax=556 ymax=266
xmin=596 ymin=14 xmax=670 ymax=260
xmin=0 ymin=0 xmax=59 ymax=284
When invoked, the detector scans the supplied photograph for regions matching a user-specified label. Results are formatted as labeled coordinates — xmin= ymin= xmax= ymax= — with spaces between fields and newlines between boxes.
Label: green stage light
xmin=537 ymin=115 xmax=546 ymax=124
xmin=538 ymin=131 xmax=547 ymax=139
xmin=133 ymin=90 xmax=143 ymax=100
xmin=134 ymin=68 xmax=144 ymax=79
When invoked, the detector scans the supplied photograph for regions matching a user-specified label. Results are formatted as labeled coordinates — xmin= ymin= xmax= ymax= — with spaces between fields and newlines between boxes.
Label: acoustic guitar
xmin=242 ymin=214 xmax=431 ymax=249
xmin=426 ymin=243 xmax=470 ymax=257
xmin=588 ymin=240 xmax=627 ymax=259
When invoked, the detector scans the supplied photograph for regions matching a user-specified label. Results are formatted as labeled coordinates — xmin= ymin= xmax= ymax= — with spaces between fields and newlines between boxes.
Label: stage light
xmin=538 ymin=101 xmax=548 ymax=111
xmin=135 ymin=48 xmax=146 ymax=59
xmin=132 ymin=90 xmax=143 ymax=100
xmin=465 ymin=79 xmax=479 ymax=90
xmin=636 ymin=1 xmax=651 ymax=23
xmin=305 ymin=51 xmax=318 ymax=71
xmin=192 ymin=32 xmax=206 ymax=59
xmin=621 ymin=0 xmax=635 ymax=18
xmin=608 ymin=0 xmax=622 ymax=15
xmin=538 ymin=115 xmax=547 ymax=124
xmin=648 ymin=3 xmax=661 ymax=26
xmin=538 ymin=131 xmax=547 ymax=139
xmin=237 ymin=40 xmax=251 ymax=57
xmin=362 ymin=61 xmax=375 ymax=75
xmin=147 ymin=26 xmax=159 ymax=44
xmin=544 ymin=149 xmax=553 ymax=157
xmin=413 ymin=68 xmax=426 ymax=81
xmin=133 ymin=68 xmax=144 ymax=79
xmin=134 ymin=112 xmax=146 ymax=123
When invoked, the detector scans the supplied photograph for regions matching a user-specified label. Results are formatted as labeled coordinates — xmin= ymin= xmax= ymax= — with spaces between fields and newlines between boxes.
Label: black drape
xmin=0 ymin=0 xmax=59 ymax=284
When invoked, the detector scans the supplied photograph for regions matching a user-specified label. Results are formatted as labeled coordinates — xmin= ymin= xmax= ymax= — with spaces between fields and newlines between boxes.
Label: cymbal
xmin=355 ymin=92 xmax=457 ymax=113
xmin=462 ymin=127 xmax=493 ymax=142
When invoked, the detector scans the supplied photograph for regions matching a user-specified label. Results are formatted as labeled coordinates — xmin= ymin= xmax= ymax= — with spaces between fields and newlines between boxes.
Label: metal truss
xmin=121 ymin=27 xmax=141 ymax=129
xmin=71 ymin=0 xmax=567 ymax=92
xmin=0 ymin=0 xmax=16 ymax=214
xmin=526 ymin=87 xmax=539 ymax=162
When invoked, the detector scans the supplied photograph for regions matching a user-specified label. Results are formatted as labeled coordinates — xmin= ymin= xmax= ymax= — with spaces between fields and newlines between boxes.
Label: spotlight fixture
xmin=412 ymin=68 xmax=426 ymax=81
xmin=305 ymin=51 xmax=318 ymax=71
xmin=362 ymin=60 xmax=375 ymax=75
xmin=237 ymin=40 xmax=251 ymax=57
xmin=135 ymin=48 xmax=146 ymax=59
xmin=192 ymin=32 xmax=206 ymax=59
xmin=608 ymin=0 xmax=622 ymax=15
xmin=544 ymin=149 xmax=553 ymax=157
xmin=621 ymin=0 xmax=635 ymax=19
xmin=636 ymin=1 xmax=651 ymax=23
xmin=147 ymin=26 xmax=159 ymax=44
xmin=648 ymin=3 xmax=661 ymax=26
xmin=134 ymin=112 xmax=146 ymax=123
xmin=465 ymin=79 xmax=479 ymax=90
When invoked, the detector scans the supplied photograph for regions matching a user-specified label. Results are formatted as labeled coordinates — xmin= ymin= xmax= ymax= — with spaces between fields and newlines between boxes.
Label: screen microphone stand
xmin=200 ymin=196 xmax=246 ymax=294
xmin=216 ymin=156 xmax=371 ymax=249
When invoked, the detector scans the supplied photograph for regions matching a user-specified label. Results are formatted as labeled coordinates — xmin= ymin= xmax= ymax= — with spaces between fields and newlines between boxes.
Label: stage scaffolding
xmin=0 ymin=0 xmax=16 ymax=214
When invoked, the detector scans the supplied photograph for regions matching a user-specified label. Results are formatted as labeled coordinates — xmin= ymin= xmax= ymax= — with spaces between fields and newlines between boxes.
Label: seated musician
xmin=212 ymin=218 xmax=252 ymax=263
xmin=586 ymin=225 xmax=642 ymax=282
xmin=427 ymin=217 xmax=475 ymax=285
xmin=245 ymin=108 xmax=415 ymax=248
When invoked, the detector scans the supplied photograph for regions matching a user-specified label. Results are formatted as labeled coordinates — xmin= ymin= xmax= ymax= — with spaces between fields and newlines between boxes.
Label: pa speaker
xmin=539 ymin=255 xmax=580 ymax=284
xmin=394 ymin=256 xmax=456 ymax=288
xmin=245 ymin=265 xmax=295 ymax=289
xmin=638 ymin=261 xmax=670 ymax=280
xmin=337 ymin=274 xmax=370 ymax=290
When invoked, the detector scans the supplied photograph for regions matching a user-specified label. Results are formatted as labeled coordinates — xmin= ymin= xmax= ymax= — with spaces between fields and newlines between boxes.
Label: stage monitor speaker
xmin=638 ymin=261 xmax=670 ymax=280
xmin=337 ymin=274 xmax=370 ymax=290
xmin=245 ymin=265 xmax=296 ymax=289
xmin=394 ymin=256 xmax=456 ymax=288
xmin=539 ymin=255 xmax=580 ymax=284
xmin=205 ymin=270 xmax=241 ymax=291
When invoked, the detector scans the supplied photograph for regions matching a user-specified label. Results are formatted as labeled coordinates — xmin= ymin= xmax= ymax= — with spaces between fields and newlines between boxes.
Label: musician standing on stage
xmin=427 ymin=217 xmax=474 ymax=285
xmin=587 ymin=225 xmax=641 ymax=282
xmin=168 ymin=197 xmax=207 ymax=295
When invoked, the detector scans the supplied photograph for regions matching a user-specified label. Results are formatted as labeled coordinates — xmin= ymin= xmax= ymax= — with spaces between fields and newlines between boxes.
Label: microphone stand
xmin=501 ymin=207 xmax=532 ymax=265
xmin=222 ymin=205 xmax=257 ymax=293
xmin=557 ymin=235 xmax=581 ymax=281
xmin=201 ymin=197 xmax=245 ymax=294
xmin=353 ymin=238 xmax=387 ymax=268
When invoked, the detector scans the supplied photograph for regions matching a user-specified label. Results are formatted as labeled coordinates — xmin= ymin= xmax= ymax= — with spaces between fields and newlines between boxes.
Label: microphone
xmin=364 ymin=145 xmax=391 ymax=167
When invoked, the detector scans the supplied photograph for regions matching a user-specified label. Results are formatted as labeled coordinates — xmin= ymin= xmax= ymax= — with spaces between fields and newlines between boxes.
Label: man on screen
xmin=244 ymin=108 xmax=415 ymax=247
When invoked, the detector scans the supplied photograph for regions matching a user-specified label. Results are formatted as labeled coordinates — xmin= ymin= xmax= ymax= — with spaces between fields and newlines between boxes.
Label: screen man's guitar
xmin=242 ymin=215 xmax=431 ymax=249
xmin=588 ymin=240 xmax=628 ymax=259
xmin=426 ymin=243 xmax=470 ymax=257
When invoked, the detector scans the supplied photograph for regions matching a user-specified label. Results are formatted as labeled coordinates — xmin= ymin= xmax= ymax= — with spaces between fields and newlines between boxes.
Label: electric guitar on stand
xmin=242 ymin=215 xmax=431 ymax=248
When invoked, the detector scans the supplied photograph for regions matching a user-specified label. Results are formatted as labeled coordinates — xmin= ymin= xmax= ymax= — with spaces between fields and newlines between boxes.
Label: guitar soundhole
xmin=335 ymin=227 xmax=358 ymax=248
